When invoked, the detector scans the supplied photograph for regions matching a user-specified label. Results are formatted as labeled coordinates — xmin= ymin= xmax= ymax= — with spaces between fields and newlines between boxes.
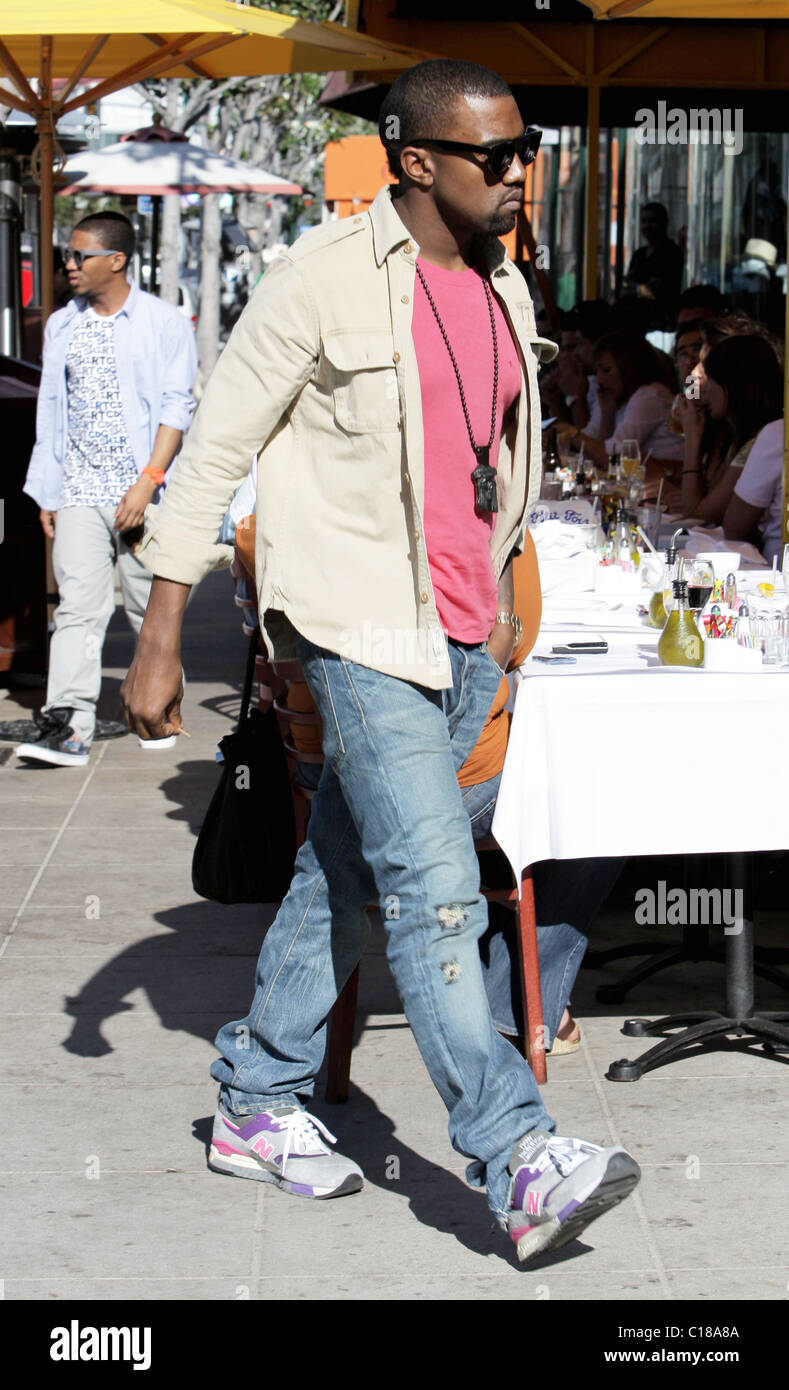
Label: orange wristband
xmin=143 ymin=466 xmax=166 ymax=487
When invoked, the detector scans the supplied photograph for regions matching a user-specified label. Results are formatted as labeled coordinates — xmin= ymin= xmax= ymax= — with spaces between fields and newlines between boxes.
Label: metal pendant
xmin=471 ymin=446 xmax=498 ymax=513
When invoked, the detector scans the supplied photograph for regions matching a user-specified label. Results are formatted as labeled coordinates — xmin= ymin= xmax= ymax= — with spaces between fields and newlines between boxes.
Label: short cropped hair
xmin=378 ymin=59 xmax=512 ymax=180
xmin=74 ymin=211 xmax=135 ymax=269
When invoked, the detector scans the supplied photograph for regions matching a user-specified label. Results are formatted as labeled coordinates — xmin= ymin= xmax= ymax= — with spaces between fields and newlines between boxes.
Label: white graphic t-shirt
xmin=60 ymin=306 xmax=139 ymax=509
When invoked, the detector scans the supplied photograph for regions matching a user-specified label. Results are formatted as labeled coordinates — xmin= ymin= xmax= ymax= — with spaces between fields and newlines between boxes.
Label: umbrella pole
xmin=150 ymin=195 xmax=161 ymax=294
xmin=583 ymin=81 xmax=601 ymax=301
xmin=37 ymin=122 xmax=54 ymax=328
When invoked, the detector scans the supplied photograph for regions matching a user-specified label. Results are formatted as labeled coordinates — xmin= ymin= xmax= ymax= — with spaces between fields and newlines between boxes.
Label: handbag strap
xmin=237 ymin=630 xmax=260 ymax=730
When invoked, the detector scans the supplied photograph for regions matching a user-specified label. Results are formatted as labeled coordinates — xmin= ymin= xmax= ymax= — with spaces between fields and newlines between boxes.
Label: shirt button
xmin=415 ymin=530 xmax=421 ymax=540
xmin=354 ymin=216 xmax=362 ymax=224
xmin=420 ymin=591 xmax=429 ymax=604
xmin=401 ymin=294 xmax=410 ymax=304
xmin=404 ymin=473 xmax=410 ymax=484
xmin=404 ymin=241 xmax=414 ymax=253
xmin=393 ymin=351 xmax=401 ymax=363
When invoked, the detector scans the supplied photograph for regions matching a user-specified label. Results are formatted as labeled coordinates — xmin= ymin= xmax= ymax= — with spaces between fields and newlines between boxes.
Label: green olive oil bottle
xmin=658 ymin=580 xmax=704 ymax=667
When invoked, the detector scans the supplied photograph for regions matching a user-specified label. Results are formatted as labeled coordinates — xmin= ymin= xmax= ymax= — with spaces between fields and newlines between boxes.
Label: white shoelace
xmin=278 ymin=1110 xmax=337 ymax=1173
xmin=540 ymin=1136 xmax=601 ymax=1179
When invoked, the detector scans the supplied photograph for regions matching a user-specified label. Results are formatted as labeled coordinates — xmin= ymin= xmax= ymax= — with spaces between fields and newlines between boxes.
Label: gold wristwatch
xmin=494 ymin=610 xmax=523 ymax=643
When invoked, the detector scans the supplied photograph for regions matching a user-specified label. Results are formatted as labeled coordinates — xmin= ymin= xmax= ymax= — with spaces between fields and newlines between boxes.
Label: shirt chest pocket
xmin=321 ymin=332 xmax=401 ymax=435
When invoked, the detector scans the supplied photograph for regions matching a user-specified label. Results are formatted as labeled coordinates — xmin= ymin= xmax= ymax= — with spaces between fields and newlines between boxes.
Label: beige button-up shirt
xmin=137 ymin=186 xmax=557 ymax=689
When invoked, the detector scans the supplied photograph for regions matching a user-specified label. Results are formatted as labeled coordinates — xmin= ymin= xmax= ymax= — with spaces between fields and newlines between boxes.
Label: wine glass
xmin=619 ymin=439 xmax=641 ymax=482
xmin=685 ymin=559 xmax=714 ymax=613
xmin=781 ymin=543 xmax=789 ymax=594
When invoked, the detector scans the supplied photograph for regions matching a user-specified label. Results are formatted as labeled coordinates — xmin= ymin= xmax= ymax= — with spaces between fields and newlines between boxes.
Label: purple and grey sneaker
xmin=208 ymin=1103 xmax=363 ymax=1198
xmin=506 ymin=1129 xmax=640 ymax=1265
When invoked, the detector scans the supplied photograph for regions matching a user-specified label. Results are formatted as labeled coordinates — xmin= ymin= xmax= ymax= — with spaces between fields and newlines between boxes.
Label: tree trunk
xmin=158 ymin=80 xmax=184 ymax=304
xmin=197 ymin=193 xmax=221 ymax=374
xmin=159 ymin=196 xmax=181 ymax=304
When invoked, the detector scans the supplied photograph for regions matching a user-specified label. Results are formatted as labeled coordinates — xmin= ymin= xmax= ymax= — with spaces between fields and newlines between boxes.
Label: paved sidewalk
xmin=1 ymin=572 xmax=788 ymax=1301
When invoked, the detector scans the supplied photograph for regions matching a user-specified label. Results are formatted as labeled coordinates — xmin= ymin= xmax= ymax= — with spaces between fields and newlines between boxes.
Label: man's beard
xmin=487 ymin=207 xmax=519 ymax=237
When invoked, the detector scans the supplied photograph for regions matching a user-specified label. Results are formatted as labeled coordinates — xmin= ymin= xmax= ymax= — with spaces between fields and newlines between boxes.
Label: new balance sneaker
xmin=208 ymin=1103 xmax=363 ymax=1199
xmin=15 ymin=708 xmax=91 ymax=767
xmin=506 ymin=1129 xmax=641 ymax=1265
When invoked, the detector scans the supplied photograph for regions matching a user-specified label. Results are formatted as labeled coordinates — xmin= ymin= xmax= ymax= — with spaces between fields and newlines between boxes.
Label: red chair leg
xmin=325 ymin=964 xmax=360 ymax=1104
xmin=516 ymin=866 xmax=547 ymax=1085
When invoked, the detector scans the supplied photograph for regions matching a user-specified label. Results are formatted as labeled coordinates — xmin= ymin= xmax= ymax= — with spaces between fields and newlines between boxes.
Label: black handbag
xmin=191 ymin=632 xmax=297 ymax=904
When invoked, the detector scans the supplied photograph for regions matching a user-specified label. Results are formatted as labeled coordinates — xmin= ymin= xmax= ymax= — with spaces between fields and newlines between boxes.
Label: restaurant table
xmin=491 ymin=583 xmax=789 ymax=1079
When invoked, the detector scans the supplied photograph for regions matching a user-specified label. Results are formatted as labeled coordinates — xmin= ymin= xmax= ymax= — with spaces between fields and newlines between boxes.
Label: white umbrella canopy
xmin=58 ymin=135 xmax=302 ymax=196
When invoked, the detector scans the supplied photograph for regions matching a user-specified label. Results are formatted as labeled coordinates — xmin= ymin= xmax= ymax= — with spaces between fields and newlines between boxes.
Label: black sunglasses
xmin=63 ymin=246 xmax=119 ymax=270
xmin=406 ymin=129 xmax=542 ymax=179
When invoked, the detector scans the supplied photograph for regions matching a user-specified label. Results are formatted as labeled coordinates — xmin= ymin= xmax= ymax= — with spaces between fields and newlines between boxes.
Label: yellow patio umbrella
xmin=0 ymin=0 xmax=427 ymax=320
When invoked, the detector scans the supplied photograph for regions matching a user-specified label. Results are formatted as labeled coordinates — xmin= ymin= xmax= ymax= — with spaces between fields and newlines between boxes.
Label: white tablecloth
xmin=492 ymin=591 xmax=789 ymax=876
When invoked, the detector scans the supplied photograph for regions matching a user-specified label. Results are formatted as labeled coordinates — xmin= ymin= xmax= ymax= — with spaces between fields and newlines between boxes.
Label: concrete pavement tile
xmin=602 ymin=1076 xmax=789 ymax=1165
xmin=0 ymin=1173 xmax=259 ymax=1279
xmin=0 ymin=1013 xmax=222 ymax=1087
xmin=667 ymin=1269 xmax=789 ymax=1300
xmin=249 ymin=1272 xmax=667 ymax=1300
xmin=29 ymin=864 xmax=199 ymax=915
xmin=4 ymin=828 xmax=69 ymax=866
xmin=0 ymin=802 xmax=70 ymax=828
xmin=1 ymin=902 xmax=270 ymax=957
xmin=0 ymin=953 xmax=261 ymax=1018
xmin=634 ymin=1163 xmax=789 ymax=1272
xmin=2 ymin=1278 xmax=256 ymax=1300
xmin=47 ymin=826 xmax=197 ymax=868
xmin=3 ymin=1082 xmax=220 ymax=1171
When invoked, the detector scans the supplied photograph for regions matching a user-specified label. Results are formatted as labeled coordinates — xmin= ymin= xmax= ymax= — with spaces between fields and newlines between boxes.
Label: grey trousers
xmin=43 ymin=505 xmax=153 ymax=743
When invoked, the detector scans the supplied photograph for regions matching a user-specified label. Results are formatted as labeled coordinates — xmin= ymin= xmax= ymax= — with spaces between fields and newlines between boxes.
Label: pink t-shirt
xmin=412 ymin=258 xmax=522 ymax=641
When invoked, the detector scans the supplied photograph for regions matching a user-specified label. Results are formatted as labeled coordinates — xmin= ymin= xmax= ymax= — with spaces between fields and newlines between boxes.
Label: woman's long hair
xmin=592 ymin=330 xmax=676 ymax=402
xmin=701 ymin=334 xmax=783 ymax=455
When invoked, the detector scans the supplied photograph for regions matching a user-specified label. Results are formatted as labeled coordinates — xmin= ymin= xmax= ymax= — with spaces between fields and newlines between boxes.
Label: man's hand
xmin=121 ymin=640 xmax=184 ymax=741
xmin=39 ymin=509 xmax=56 ymax=539
xmin=120 ymin=577 xmax=191 ymax=740
xmin=487 ymin=624 xmax=516 ymax=674
xmin=114 ymin=474 xmax=157 ymax=532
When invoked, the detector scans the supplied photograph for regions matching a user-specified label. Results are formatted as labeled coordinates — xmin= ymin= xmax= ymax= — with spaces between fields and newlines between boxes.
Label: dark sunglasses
xmin=63 ymin=246 xmax=119 ymax=270
xmin=407 ymin=128 xmax=542 ymax=179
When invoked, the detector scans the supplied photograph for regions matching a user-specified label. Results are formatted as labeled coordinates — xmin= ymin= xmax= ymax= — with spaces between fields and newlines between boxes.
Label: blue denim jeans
xmin=211 ymin=637 xmax=555 ymax=1219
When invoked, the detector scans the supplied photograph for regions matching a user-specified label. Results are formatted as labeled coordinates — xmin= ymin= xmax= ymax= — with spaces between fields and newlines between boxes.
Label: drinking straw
xmin=655 ymin=476 xmax=665 ymax=511
xmin=636 ymin=524 xmax=656 ymax=553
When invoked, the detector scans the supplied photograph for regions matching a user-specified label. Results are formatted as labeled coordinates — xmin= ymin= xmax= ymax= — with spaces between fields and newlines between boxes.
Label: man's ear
xmin=399 ymin=144 xmax=435 ymax=190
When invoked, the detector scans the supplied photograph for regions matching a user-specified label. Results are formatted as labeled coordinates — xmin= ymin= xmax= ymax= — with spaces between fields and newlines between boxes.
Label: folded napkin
xmin=530 ymin=518 xmax=592 ymax=559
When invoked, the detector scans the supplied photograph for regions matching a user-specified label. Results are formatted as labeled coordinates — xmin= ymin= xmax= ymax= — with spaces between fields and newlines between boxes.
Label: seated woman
xmin=567 ymin=329 xmax=684 ymax=472
xmin=722 ymin=417 xmax=784 ymax=564
xmin=232 ymin=499 xmax=621 ymax=1057
xmin=669 ymin=334 xmax=783 ymax=528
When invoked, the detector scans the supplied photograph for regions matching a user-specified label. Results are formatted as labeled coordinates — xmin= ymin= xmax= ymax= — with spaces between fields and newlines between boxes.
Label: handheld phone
xmin=551 ymin=641 xmax=608 ymax=655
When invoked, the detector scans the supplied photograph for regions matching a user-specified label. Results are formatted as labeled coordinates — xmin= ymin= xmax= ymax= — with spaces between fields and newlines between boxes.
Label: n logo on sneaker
xmin=526 ymin=1190 xmax=542 ymax=1216
xmin=252 ymin=1137 xmax=275 ymax=1161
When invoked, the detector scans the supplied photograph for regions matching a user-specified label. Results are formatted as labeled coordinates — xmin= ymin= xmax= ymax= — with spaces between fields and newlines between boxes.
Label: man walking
xmin=122 ymin=61 xmax=640 ymax=1264
xmin=17 ymin=211 xmax=197 ymax=767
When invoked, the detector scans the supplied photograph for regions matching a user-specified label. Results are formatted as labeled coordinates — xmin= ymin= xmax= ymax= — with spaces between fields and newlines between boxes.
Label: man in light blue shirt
xmin=17 ymin=211 xmax=198 ymax=767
